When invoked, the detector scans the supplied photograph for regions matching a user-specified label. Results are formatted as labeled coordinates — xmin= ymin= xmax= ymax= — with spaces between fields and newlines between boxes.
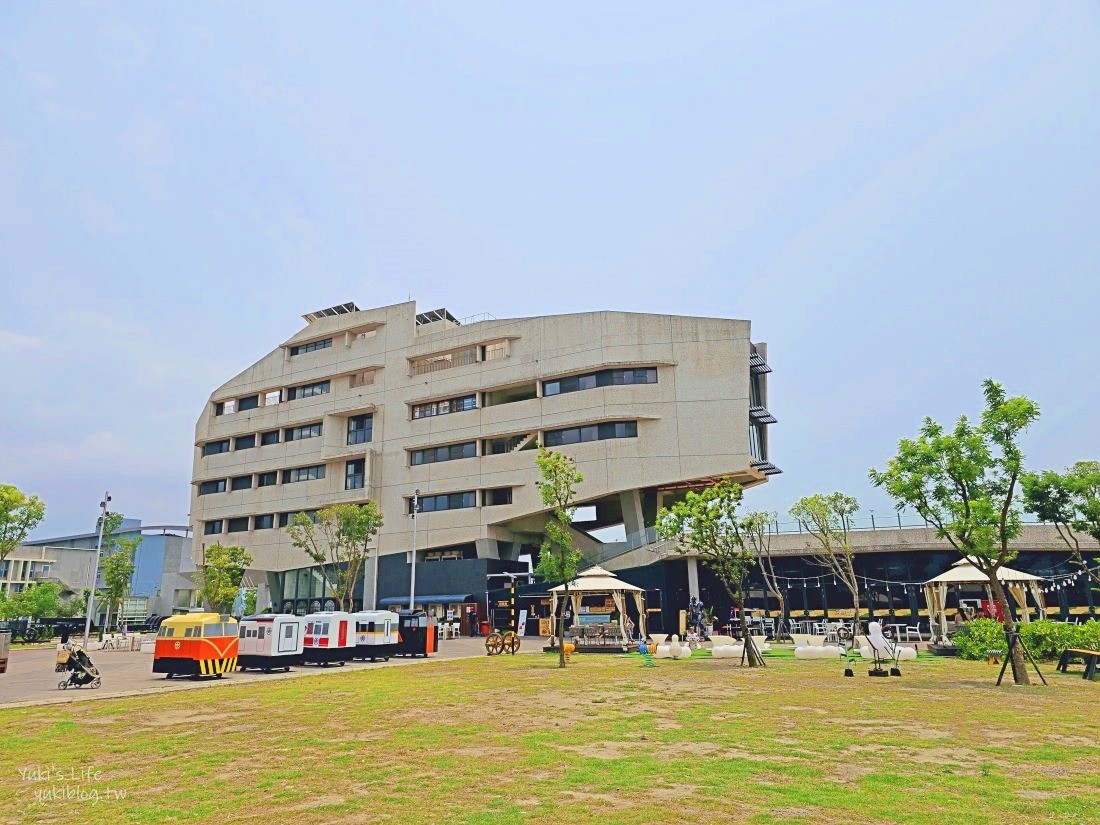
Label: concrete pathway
xmin=0 ymin=636 xmax=539 ymax=709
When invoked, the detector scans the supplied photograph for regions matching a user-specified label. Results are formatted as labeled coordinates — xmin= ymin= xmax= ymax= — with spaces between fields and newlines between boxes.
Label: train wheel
xmin=284 ymin=666 xmax=291 ymax=672
xmin=58 ymin=681 xmax=68 ymax=690
xmin=91 ymin=678 xmax=101 ymax=689
xmin=485 ymin=633 xmax=504 ymax=656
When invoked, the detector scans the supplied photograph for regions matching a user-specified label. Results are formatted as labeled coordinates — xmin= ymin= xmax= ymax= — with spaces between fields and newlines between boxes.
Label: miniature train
xmin=151 ymin=609 xmax=436 ymax=677
xmin=153 ymin=612 xmax=239 ymax=677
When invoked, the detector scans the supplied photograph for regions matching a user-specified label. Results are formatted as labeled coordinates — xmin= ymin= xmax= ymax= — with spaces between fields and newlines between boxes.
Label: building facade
xmin=190 ymin=300 xmax=778 ymax=614
xmin=12 ymin=520 xmax=196 ymax=621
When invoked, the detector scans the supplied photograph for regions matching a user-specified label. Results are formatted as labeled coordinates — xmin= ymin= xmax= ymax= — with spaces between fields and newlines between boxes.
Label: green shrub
xmin=952 ymin=619 xmax=1006 ymax=660
xmin=951 ymin=618 xmax=1100 ymax=660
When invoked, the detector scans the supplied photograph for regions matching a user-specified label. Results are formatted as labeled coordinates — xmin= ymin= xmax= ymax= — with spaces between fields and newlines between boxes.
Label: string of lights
xmin=770 ymin=563 xmax=1100 ymax=593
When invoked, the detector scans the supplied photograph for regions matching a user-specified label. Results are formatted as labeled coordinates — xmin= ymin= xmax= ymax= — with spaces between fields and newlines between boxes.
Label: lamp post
xmin=408 ymin=489 xmax=420 ymax=610
xmin=82 ymin=493 xmax=111 ymax=650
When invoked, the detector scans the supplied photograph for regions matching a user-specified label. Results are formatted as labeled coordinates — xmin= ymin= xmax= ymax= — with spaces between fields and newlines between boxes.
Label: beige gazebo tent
xmin=924 ymin=559 xmax=1047 ymax=641
xmin=549 ymin=565 xmax=647 ymax=643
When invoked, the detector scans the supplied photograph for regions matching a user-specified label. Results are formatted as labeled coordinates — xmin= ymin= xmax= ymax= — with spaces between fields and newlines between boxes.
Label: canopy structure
xmin=549 ymin=565 xmax=646 ymax=643
xmin=923 ymin=559 xmax=1047 ymax=641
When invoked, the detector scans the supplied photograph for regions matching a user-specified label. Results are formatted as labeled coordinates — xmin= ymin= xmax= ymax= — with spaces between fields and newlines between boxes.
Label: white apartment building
xmin=190 ymin=300 xmax=777 ymax=615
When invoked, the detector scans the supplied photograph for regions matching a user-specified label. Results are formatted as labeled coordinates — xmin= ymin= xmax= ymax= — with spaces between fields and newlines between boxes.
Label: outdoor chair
xmin=903 ymin=625 xmax=923 ymax=643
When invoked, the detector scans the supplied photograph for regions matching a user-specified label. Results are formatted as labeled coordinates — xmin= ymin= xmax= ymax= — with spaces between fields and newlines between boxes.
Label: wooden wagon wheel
xmin=485 ymin=633 xmax=504 ymax=656
xmin=502 ymin=631 xmax=521 ymax=655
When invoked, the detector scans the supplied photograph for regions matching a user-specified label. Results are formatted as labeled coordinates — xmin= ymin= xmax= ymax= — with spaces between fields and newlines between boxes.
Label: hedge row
xmin=952 ymin=618 xmax=1100 ymax=660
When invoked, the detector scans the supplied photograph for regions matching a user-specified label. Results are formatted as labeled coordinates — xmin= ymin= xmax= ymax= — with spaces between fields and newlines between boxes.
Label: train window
xmin=158 ymin=626 xmax=174 ymax=637
xmin=184 ymin=626 xmax=195 ymax=638
xmin=239 ymin=627 xmax=247 ymax=638
xmin=284 ymin=625 xmax=294 ymax=639
xmin=203 ymin=623 xmax=222 ymax=637
xmin=258 ymin=626 xmax=266 ymax=640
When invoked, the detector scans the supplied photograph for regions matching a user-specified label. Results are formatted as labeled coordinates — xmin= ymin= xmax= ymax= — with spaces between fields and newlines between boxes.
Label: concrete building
xmin=190 ymin=300 xmax=778 ymax=615
xmin=10 ymin=520 xmax=196 ymax=621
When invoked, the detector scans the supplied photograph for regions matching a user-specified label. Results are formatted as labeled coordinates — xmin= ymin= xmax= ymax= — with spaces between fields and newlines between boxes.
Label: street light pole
xmin=408 ymin=489 xmax=420 ymax=610
xmin=82 ymin=493 xmax=111 ymax=649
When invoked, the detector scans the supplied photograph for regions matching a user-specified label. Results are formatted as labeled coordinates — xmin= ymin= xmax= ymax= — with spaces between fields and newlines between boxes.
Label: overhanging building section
xmin=189 ymin=300 xmax=776 ymax=606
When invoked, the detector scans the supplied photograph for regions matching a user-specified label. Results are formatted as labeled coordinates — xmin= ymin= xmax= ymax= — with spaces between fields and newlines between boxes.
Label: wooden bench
xmin=1056 ymin=648 xmax=1100 ymax=680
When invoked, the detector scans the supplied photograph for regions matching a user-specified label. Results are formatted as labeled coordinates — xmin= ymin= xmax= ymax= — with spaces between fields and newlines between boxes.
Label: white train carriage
xmin=237 ymin=614 xmax=304 ymax=672
xmin=349 ymin=610 xmax=401 ymax=661
xmin=301 ymin=611 xmax=355 ymax=666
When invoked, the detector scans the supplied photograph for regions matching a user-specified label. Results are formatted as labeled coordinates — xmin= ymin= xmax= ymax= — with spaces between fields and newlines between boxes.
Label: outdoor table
xmin=885 ymin=623 xmax=907 ymax=641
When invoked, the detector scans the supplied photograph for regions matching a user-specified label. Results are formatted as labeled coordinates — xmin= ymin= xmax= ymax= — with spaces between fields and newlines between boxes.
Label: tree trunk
xmin=558 ymin=584 xmax=568 ymax=669
xmin=988 ymin=574 xmax=1030 ymax=685
xmin=735 ymin=588 xmax=764 ymax=667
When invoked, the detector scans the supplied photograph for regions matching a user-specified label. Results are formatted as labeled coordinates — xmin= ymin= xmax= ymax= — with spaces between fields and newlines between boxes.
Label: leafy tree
xmin=533 ymin=446 xmax=584 ymax=669
xmin=789 ymin=493 xmax=862 ymax=629
xmin=286 ymin=503 xmax=384 ymax=610
xmin=59 ymin=590 xmax=88 ymax=618
xmin=1022 ymin=462 xmax=1100 ymax=590
xmin=745 ymin=510 xmax=786 ymax=638
xmin=0 ymin=484 xmax=46 ymax=562
xmin=197 ymin=543 xmax=252 ymax=614
xmin=243 ymin=588 xmax=258 ymax=616
xmin=869 ymin=378 xmax=1041 ymax=685
xmin=0 ymin=582 xmax=62 ymax=619
xmin=100 ymin=535 xmax=140 ymax=629
xmin=658 ymin=478 xmax=766 ymax=666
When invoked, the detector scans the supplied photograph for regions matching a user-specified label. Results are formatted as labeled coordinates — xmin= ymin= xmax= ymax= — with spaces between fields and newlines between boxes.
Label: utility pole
xmin=82 ymin=493 xmax=111 ymax=650
xmin=408 ymin=489 xmax=420 ymax=610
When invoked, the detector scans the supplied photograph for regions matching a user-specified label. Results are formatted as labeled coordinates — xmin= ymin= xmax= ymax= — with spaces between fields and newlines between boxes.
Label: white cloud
xmin=0 ymin=330 xmax=43 ymax=354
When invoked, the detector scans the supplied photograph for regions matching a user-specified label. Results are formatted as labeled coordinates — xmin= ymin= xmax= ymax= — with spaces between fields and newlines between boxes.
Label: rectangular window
xmin=198 ymin=479 xmax=226 ymax=495
xmin=287 ymin=380 xmax=330 ymax=401
xmin=265 ymin=390 xmax=282 ymax=406
xmin=543 ymin=368 xmax=657 ymax=397
xmin=410 ymin=441 xmax=476 ymax=466
xmin=279 ymin=510 xmax=318 ymax=528
xmin=349 ymin=370 xmax=375 ymax=389
xmin=230 ymin=475 xmax=252 ymax=491
xmin=223 ymin=399 xmax=237 ymax=414
xmin=202 ymin=440 xmax=231 ymax=457
xmin=226 ymin=516 xmax=250 ymax=533
xmin=411 ymin=491 xmax=477 ymax=514
xmin=257 ymin=471 xmax=278 ymax=487
xmin=289 ymin=338 xmax=332 ymax=356
xmin=283 ymin=465 xmax=326 ymax=484
xmin=237 ymin=395 xmax=259 ymax=411
xmin=347 ymin=414 xmax=373 ymax=445
xmin=214 ymin=401 xmax=225 ymax=416
xmin=235 ymin=434 xmax=256 ymax=451
xmin=345 ymin=459 xmax=365 ymax=491
xmin=411 ymin=394 xmax=477 ymax=420
xmin=285 ymin=422 xmax=322 ymax=442
xmin=482 ymin=434 xmax=532 ymax=455
xmin=260 ymin=430 xmax=280 ymax=446
xmin=483 ymin=488 xmax=513 ymax=506
xmin=204 ymin=520 xmax=223 ymax=535
xmin=253 ymin=514 xmax=275 ymax=530
xmin=543 ymin=420 xmax=638 ymax=447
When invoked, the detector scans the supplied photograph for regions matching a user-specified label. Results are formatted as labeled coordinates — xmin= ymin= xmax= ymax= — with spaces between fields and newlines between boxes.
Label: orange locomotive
xmin=153 ymin=613 xmax=239 ymax=678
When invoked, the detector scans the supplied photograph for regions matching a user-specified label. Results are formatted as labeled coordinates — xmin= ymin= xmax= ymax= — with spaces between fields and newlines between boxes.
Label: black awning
xmin=378 ymin=594 xmax=475 ymax=607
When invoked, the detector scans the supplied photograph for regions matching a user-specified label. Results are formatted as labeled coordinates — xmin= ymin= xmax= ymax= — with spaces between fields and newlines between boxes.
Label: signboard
xmin=516 ymin=610 xmax=527 ymax=636
xmin=578 ymin=613 xmax=611 ymax=626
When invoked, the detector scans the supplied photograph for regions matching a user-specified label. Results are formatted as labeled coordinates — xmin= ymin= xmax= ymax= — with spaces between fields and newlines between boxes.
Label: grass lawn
xmin=2 ymin=650 xmax=1098 ymax=824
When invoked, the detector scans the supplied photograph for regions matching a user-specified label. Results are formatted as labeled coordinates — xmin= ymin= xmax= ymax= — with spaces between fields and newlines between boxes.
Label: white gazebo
xmin=549 ymin=565 xmax=647 ymax=643
xmin=924 ymin=558 xmax=1047 ymax=641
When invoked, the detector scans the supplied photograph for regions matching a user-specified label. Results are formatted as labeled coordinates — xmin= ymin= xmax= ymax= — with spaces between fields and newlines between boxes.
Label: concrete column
xmin=475 ymin=538 xmax=500 ymax=560
xmin=619 ymin=489 xmax=645 ymax=538
xmin=686 ymin=557 xmax=700 ymax=599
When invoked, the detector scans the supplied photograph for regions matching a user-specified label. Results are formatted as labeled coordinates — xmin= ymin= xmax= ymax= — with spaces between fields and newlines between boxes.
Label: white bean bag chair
xmin=655 ymin=644 xmax=672 ymax=658
xmin=862 ymin=622 xmax=919 ymax=662
xmin=749 ymin=635 xmax=771 ymax=653
xmin=677 ymin=645 xmax=693 ymax=659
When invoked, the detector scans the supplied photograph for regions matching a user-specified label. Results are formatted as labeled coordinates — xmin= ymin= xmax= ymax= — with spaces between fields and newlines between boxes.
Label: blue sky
xmin=2 ymin=3 xmax=1098 ymax=538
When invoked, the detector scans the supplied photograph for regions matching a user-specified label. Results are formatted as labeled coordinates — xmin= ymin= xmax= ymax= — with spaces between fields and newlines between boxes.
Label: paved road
xmin=0 ymin=637 xmax=537 ymax=709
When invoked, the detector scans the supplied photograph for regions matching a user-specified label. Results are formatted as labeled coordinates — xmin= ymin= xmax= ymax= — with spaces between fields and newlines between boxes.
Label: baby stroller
xmin=58 ymin=646 xmax=101 ymax=690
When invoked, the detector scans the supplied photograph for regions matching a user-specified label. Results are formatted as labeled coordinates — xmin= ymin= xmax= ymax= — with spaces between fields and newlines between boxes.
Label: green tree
xmin=100 ymin=535 xmax=140 ymax=629
xmin=197 ymin=544 xmax=252 ymax=614
xmin=789 ymin=493 xmax=862 ymax=630
xmin=533 ymin=446 xmax=584 ymax=669
xmin=243 ymin=588 xmax=258 ymax=616
xmin=0 ymin=484 xmax=46 ymax=562
xmin=869 ymin=378 xmax=1041 ymax=685
xmin=0 ymin=582 xmax=62 ymax=619
xmin=1022 ymin=462 xmax=1100 ymax=590
xmin=745 ymin=510 xmax=786 ymax=638
xmin=285 ymin=503 xmax=384 ymax=610
xmin=657 ymin=478 xmax=765 ymax=666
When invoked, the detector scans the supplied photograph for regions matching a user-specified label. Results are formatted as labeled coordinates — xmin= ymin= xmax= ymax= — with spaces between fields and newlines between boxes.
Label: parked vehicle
xmin=237 ymin=614 xmax=304 ymax=672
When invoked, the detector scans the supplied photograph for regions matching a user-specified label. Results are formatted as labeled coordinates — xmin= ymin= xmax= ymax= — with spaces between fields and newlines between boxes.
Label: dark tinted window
xmin=348 ymin=414 xmax=373 ymax=444
xmin=543 ymin=368 xmax=657 ymax=396
xmin=203 ymin=520 xmax=223 ymax=535
xmin=202 ymin=440 xmax=231 ymax=456
xmin=237 ymin=395 xmax=259 ymax=411
xmin=285 ymin=423 xmax=322 ymax=441
xmin=257 ymin=471 xmax=278 ymax=487
xmin=283 ymin=465 xmax=325 ymax=483
xmin=345 ymin=459 xmax=365 ymax=490
xmin=289 ymin=338 xmax=332 ymax=356
xmin=287 ymin=380 xmax=330 ymax=400
xmin=230 ymin=475 xmax=252 ymax=491
xmin=484 ymin=488 xmax=513 ymax=506
xmin=411 ymin=491 xmax=476 ymax=513
xmin=411 ymin=394 xmax=476 ymax=420
xmin=260 ymin=430 xmax=280 ymax=446
xmin=235 ymin=434 xmax=256 ymax=450
xmin=543 ymin=420 xmax=638 ymax=447
xmin=253 ymin=514 xmax=275 ymax=530
xmin=199 ymin=479 xmax=226 ymax=495
xmin=227 ymin=516 xmax=250 ymax=533
xmin=410 ymin=441 xmax=476 ymax=466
